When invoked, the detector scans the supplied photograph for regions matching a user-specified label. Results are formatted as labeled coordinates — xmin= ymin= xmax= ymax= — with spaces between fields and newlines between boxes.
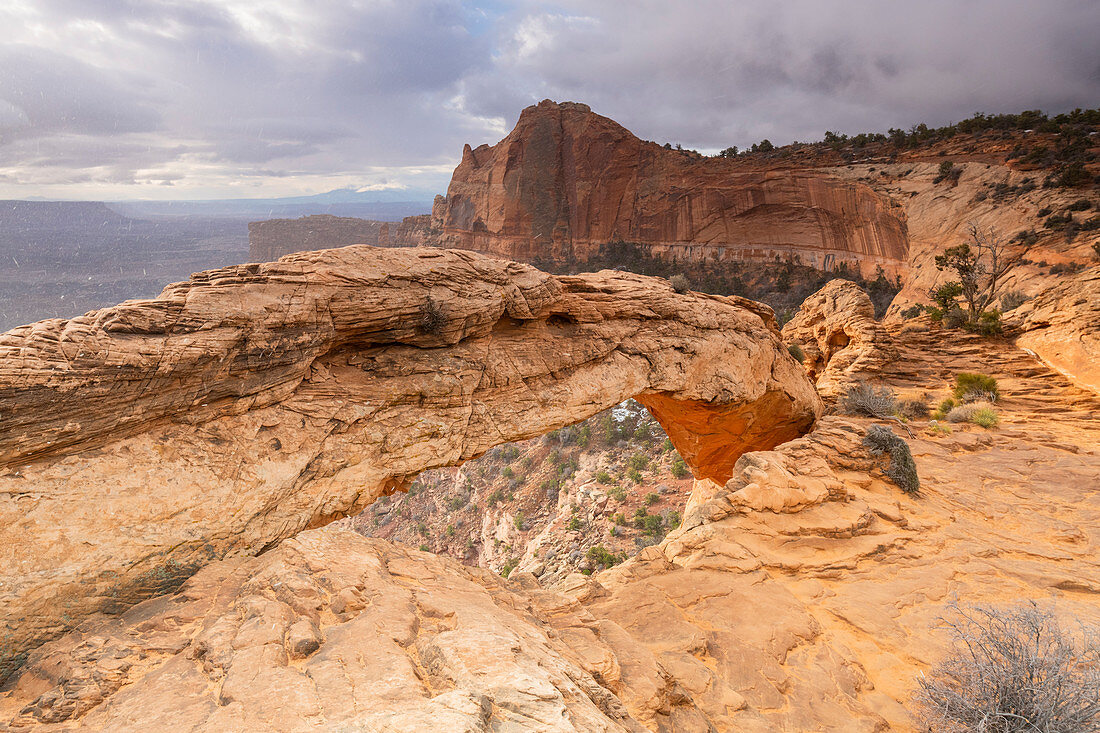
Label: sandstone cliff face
xmin=782 ymin=279 xmax=897 ymax=397
xmin=0 ymin=246 xmax=820 ymax=683
xmin=1015 ymin=265 xmax=1100 ymax=393
xmin=247 ymin=215 xmax=388 ymax=262
xmin=437 ymin=100 xmax=909 ymax=276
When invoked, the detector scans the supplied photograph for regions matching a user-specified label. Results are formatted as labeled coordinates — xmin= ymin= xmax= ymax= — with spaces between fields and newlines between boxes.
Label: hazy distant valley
xmin=0 ymin=195 xmax=432 ymax=331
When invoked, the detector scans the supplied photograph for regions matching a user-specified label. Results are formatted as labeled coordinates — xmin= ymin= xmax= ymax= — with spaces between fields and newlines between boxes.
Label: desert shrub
xmin=934 ymin=161 xmax=961 ymax=184
xmin=840 ymin=381 xmax=898 ymax=418
xmin=954 ymin=373 xmax=999 ymax=402
xmin=419 ymin=544 xmax=430 ymax=552
xmin=912 ymin=601 xmax=1100 ymax=733
xmin=645 ymin=492 xmax=660 ymax=506
xmin=609 ymin=485 xmax=627 ymax=501
xmin=787 ymin=342 xmax=806 ymax=362
xmin=419 ymin=297 xmax=445 ymax=334
xmin=670 ymin=456 xmax=690 ymax=479
xmin=628 ymin=453 xmax=649 ymax=470
xmin=946 ymin=402 xmax=999 ymax=428
xmin=971 ymin=407 xmax=999 ymax=428
xmin=999 ymin=290 xmax=1029 ymax=311
xmin=898 ymin=397 xmax=929 ymax=420
xmin=613 ymin=512 xmax=627 ymax=526
xmin=665 ymin=510 xmax=682 ymax=530
xmin=626 ymin=468 xmax=643 ymax=484
xmin=567 ymin=516 xmax=582 ymax=531
xmin=901 ymin=304 xmax=925 ymax=319
xmin=862 ymin=425 xmax=920 ymax=494
xmin=978 ymin=309 xmax=1003 ymax=336
xmin=594 ymin=469 xmax=611 ymax=484
xmin=513 ymin=512 xmax=525 ymax=530
xmin=942 ymin=306 xmax=967 ymax=329
xmin=499 ymin=557 xmax=519 ymax=578
xmin=501 ymin=466 xmax=514 ymax=479
xmin=586 ymin=545 xmax=626 ymax=569
xmin=669 ymin=274 xmax=690 ymax=293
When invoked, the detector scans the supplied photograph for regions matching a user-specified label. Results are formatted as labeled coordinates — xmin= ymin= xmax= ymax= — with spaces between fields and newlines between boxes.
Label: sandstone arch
xmin=0 ymin=246 xmax=821 ymax=681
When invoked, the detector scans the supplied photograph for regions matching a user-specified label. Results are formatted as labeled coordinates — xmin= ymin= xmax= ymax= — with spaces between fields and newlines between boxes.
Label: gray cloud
xmin=0 ymin=0 xmax=1097 ymax=199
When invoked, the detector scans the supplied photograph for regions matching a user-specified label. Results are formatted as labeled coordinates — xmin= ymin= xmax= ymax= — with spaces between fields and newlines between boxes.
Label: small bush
xmin=567 ymin=516 xmax=582 ymax=531
xmin=513 ymin=512 xmax=525 ymax=530
xmin=898 ymin=398 xmax=930 ymax=420
xmin=788 ymin=342 xmax=806 ymax=362
xmin=594 ymin=469 xmax=611 ymax=484
xmin=840 ymin=381 xmax=898 ymax=418
xmin=626 ymin=468 xmax=643 ymax=484
xmin=971 ymin=407 xmax=999 ymax=428
xmin=586 ymin=545 xmax=626 ymax=569
xmin=669 ymin=274 xmax=690 ymax=293
xmin=999 ymin=290 xmax=1029 ymax=311
xmin=500 ymin=558 xmax=519 ymax=578
xmin=645 ymin=492 xmax=660 ymax=506
xmin=942 ymin=306 xmax=967 ymax=329
xmin=901 ymin=304 xmax=925 ymax=320
xmin=419 ymin=297 xmax=446 ymax=334
xmin=978 ymin=309 xmax=1002 ymax=337
xmin=912 ymin=601 xmax=1100 ymax=733
xmin=670 ymin=456 xmax=690 ymax=479
xmin=946 ymin=402 xmax=999 ymax=428
xmin=954 ymin=373 xmax=999 ymax=402
xmin=862 ymin=425 xmax=920 ymax=494
xmin=609 ymin=485 xmax=627 ymax=501
xmin=628 ymin=453 xmax=649 ymax=470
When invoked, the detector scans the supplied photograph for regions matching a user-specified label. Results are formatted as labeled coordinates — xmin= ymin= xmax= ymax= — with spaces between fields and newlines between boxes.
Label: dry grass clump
xmin=841 ymin=381 xmax=898 ymax=419
xmin=945 ymin=401 xmax=999 ymax=428
xmin=913 ymin=601 xmax=1100 ymax=733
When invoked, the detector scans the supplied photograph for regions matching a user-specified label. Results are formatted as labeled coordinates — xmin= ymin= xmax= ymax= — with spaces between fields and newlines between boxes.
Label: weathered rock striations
xmin=247 ymin=215 xmax=389 ymax=262
xmin=1014 ymin=265 xmax=1100 ymax=393
xmin=0 ymin=245 xmax=820 ymax=683
xmin=437 ymin=100 xmax=909 ymax=276
xmin=782 ymin=279 xmax=897 ymax=397
xmin=6 ymin=362 xmax=1099 ymax=731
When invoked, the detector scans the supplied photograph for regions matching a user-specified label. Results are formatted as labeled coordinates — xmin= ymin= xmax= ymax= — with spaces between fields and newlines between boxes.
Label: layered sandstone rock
xmin=247 ymin=215 xmax=388 ymax=261
xmin=782 ymin=280 xmax=897 ymax=397
xmin=7 ymin=358 xmax=1098 ymax=731
xmin=437 ymin=100 xmax=909 ymax=276
xmin=0 ymin=245 xmax=820 ymax=683
xmin=1014 ymin=265 xmax=1100 ymax=393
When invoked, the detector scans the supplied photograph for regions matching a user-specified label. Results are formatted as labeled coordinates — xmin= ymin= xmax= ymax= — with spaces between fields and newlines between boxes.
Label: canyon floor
xmin=3 ymin=302 xmax=1097 ymax=731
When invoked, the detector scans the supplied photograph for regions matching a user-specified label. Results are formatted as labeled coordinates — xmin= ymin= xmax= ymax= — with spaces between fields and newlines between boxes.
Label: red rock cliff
xmin=438 ymin=100 xmax=910 ymax=276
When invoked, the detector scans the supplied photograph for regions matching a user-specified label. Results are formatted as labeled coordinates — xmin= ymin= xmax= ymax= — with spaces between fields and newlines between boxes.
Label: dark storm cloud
xmin=0 ymin=0 xmax=1097 ymax=198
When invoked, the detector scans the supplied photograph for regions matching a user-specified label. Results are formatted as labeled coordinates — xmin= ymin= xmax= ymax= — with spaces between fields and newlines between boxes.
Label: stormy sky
xmin=1 ymin=0 xmax=1098 ymax=200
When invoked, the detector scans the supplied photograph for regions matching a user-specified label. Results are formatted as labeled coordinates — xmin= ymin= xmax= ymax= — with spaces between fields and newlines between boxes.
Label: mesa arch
xmin=0 ymin=245 xmax=821 ymax=682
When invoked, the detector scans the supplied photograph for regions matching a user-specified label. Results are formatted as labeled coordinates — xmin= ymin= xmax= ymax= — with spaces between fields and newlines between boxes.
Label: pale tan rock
xmin=782 ymin=279 xmax=897 ymax=397
xmin=0 ymin=245 xmax=820 ymax=682
xmin=1014 ymin=265 xmax=1100 ymax=393
xmin=3 ymin=329 xmax=1099 ymax=732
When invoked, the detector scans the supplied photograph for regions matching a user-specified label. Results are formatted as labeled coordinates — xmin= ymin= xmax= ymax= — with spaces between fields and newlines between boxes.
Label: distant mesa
xmin=248 ymin=100 xmax=910 ymax=277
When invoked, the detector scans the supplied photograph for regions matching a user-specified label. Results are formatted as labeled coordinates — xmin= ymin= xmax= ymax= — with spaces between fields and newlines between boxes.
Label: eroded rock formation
xmin=782 ymin=279 xmax=897 ymax=397
xmin=0 ymin=245 xmax=820 ymax=683
xmin=437 ymin=100 xmax=909 ymax=276
xmin=1014 ymin=265 xmax=1100 ymax=393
